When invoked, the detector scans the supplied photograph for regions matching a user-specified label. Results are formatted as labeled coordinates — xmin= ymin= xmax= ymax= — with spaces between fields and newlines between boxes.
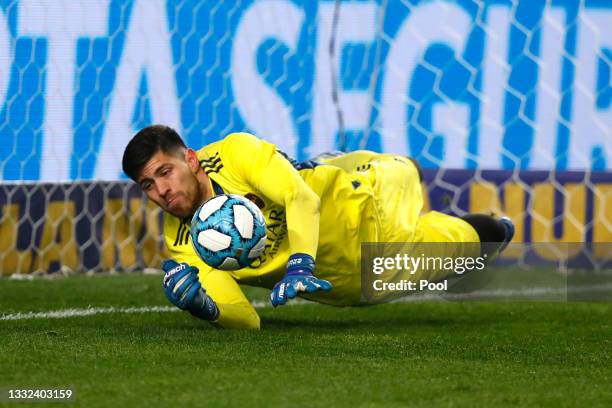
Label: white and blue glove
xmin=162 ymin=260 xmax=219 ymax=321
xmin=270 ymin=253 xmax=332 ymax=307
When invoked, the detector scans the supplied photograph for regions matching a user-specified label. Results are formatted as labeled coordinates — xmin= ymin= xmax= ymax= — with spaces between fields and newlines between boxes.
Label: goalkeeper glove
xmin=270 ymin=253 xmax=332 ymax=307
xmin=161 ymin=259 xmax=219 ymax=321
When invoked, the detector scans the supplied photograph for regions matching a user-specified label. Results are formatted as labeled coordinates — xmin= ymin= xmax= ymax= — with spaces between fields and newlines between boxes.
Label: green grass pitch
xmin=0 ymin=273 xmax=610 ymax=407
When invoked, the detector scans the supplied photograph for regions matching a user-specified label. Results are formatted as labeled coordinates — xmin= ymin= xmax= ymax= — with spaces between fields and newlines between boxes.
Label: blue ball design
xmin=190 ymin=194 xmax=267 ymax=270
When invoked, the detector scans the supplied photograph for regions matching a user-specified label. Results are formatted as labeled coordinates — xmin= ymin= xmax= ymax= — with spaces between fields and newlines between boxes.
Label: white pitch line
xmin=0 ymin=305 xmax=179 ymax=321
xmin=0 ymin=301 xmax=288 ymax=321
xmin=1 ymin=284 xmax=610 ymax=321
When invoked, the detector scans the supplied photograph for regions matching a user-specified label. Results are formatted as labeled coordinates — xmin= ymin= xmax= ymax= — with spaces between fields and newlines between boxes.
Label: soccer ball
xmin=190 ymin=194 xmax=267 ymax=270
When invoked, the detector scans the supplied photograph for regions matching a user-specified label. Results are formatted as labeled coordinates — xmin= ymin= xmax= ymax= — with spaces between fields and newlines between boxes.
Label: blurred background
xmin=0 ymin=0 xmax=610 ymax=275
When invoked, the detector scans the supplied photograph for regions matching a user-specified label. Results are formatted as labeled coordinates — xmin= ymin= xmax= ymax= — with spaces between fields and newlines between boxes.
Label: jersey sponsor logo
xmin=173 ymin=221 xmax=190 ymax=247
xmin=200 ymin=152 xmax=224 ymax=175
xmin=249 ymin=208 xmax=287 ymax=268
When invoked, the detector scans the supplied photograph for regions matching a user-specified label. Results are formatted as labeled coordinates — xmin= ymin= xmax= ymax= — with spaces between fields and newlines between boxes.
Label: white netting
xmin=0 ymin=0 xmax=611 ymax=275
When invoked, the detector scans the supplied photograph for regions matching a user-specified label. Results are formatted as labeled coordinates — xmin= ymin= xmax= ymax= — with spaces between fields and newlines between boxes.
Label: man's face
xmin=137 ymin=149 xmax=206 ymax=219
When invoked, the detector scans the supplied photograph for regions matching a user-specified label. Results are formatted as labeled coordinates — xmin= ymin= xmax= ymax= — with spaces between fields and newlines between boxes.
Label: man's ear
xmin=185 ymin=148 xmax=200 ymax=173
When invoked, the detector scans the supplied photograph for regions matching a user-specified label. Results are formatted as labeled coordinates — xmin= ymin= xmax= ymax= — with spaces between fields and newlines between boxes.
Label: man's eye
xmin=142 ymin=183 xmax=152 ymax=191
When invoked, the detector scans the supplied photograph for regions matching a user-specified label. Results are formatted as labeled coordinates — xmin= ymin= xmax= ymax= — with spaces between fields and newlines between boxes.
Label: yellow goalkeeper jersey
xmin=164 ymin=132 xmax=478 ymax=329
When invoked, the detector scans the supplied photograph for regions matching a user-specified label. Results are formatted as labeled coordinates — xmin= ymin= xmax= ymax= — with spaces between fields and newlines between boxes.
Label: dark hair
xmin=122 ymin=125 xmax=187 ymax=181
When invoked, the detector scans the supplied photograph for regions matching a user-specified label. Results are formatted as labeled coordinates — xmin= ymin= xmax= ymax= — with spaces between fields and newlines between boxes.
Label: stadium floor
xmin=1 ymin=273 xmax=610 ymax=407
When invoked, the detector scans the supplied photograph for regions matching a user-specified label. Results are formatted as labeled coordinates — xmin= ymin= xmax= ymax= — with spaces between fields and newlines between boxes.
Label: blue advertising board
xmin=0 ymin=0 xmax=610 ymax=181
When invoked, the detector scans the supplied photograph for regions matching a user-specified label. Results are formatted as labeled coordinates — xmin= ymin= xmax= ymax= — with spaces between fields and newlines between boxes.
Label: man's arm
xmin=164 ymin=210 xmax=260 ymax=329
xmin=198 ymin=267 xmax=261 ymax=330
xmin=221 ymin=133 xmax=332 ymax=306
xmin=169 ymin=245 xmax=260 ymax=330
xmin=221 ymin=132 xmax=321 ymax=258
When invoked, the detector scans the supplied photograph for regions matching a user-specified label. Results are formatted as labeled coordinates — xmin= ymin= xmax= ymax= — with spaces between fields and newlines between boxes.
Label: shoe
xmin=482 ymin=216 xmax=515 ymax=264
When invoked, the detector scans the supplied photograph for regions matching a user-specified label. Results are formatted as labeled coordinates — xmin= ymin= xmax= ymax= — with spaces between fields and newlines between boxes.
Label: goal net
xmin=0 ymin=0 xmax=610 ymax=275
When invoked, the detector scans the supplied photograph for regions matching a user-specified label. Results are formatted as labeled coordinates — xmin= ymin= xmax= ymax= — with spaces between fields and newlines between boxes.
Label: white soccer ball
xmin=190 ymin=194 xmax=267 ymax=270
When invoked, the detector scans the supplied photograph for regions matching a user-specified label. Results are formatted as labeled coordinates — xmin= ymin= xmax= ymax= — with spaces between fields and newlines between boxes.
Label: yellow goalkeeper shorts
xmin=305 ymin=151 xmax=479 ymax=305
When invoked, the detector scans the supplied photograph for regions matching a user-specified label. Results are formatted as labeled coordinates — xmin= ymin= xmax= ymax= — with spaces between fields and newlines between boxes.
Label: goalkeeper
xmin=122 ymin=125 xmax=514 ymax=329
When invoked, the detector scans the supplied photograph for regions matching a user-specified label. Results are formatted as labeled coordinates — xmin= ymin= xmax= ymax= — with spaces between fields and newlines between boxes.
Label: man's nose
xmin=156 ymin=179 xmax=171 ymax=197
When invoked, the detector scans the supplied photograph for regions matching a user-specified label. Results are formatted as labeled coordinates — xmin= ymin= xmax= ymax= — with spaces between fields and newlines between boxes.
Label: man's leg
xmin=365 ymin=155 xmax=512 ymax=250
xmin=460 ymin=213 xmax=515 ymax=260
xmin=366 ymin=156 xmax=515 ymax=286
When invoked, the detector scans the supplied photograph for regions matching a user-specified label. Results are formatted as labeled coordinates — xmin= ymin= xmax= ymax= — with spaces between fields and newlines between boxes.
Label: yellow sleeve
xmin=165 ymin=218 xmax=260 ymax=330
xmin=222 ymin=132 xmax=320 ymax=258
xmin=170 ymin=248 xmax=260 ymax=330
